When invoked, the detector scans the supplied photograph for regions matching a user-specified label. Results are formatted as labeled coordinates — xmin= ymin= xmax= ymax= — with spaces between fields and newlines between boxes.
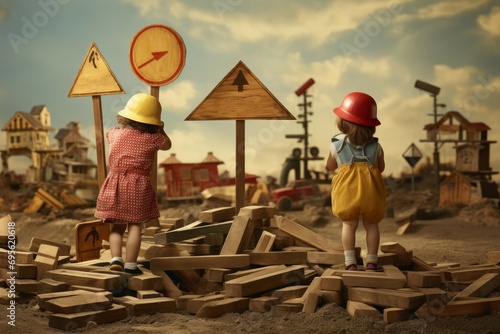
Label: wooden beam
xmin=224 ymin=265 xmax=305 ymax=297
xmin=220 ymin=215 xmax=255 ymax=255
xmin=196 ymin=297 xmax=249 ymax=318
xmin=198 ymin=207 xmax=236 ymax=223
xmin=34 ymin=244 xmax=59 ymax=280
xmin=275 ymin=216 xmax=343 ymax=253
xmin=150 ymin=254 xmax=250 ymax=272
xmin=155 ymin=221 xmax=232 ymax=244
xmin=348 ymin=287 xmax=426 ymax=309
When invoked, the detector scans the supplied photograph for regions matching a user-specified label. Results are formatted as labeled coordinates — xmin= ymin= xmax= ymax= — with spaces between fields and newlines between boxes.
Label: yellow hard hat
xmin=118 ymin=93 xmax=163 ymax=126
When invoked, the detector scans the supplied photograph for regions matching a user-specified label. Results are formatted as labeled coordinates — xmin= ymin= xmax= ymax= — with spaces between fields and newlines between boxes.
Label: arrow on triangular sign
xmin=68 ymin=42 xmax=125 ymax=97
xmin=185 ymin=60 xmax=295 ymax=121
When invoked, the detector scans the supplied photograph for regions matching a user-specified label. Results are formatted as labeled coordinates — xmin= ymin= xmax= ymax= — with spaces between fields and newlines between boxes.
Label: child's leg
xmin=342 ymin=219 xmax=359 ymax=267
xmin=362 ymin=218 xmax=380 ymax=263
xmin=125 ymin=223 xmax=142 ymax=264
xmin=109 ymin=224 xmax=127 ymax=259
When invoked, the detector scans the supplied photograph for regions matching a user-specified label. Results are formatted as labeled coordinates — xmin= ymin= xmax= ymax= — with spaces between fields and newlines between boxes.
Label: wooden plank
xmin=29 ymin=237 xmax=71 ymax=257
xmin=306 ymin=251 xmax=345 ymax=265
xmin=44 ymin=269 xmax=122 ymax=290
xmin=238 ymin=205 xmax=276 ymax=220
xmin=253 ymin=230 xmax=275 ymax=252
xmin=37 ymin=278 xmax=69 ymax=294
xmin=380 ymin=242 xmax=412 ymax=266
xmin=151 ymin=254 xmax=249 ymax=272
xmin=444 ymin=265 xmax=500 ymax=282
xmin=271 ymin=285 xmax=308 ymax=302
xmin=384 ymin=307 xmax=410 ymax=324
xmin=454 ymin=273 xmax=500 ymax=299
xmin=37 ymin=188 xmax=65 ymax=209
xmin=196 ymin=297 xmax=249 ymax=318
xmin=44 ymin=293 xmax=112 ymax=314
xmin=249 ymin=296 xmax=280 ymax=312
xmin=128 ymin=274 xmax=163 ymax=291
xmin=275 ymin=216 xmax=343 ymax=253
xmin=34 ymin=244 xmax=59 ymax=280
xmin=176 ymin=294 xmax=203 ymax=310
xmin=224 ymin=265 xmax=305 ymax=297
xmin=137 ymin=290 xmax=163 ymax=299
xmin=336 ymin=265 xmax=407 ymax=289
xmin=198 ymin=207 xmax=236 ymax=223
xmin=121 ymin=297 xmax=177 ymax=316
xmin=320 ymin=276 xmax=343 ymax=291
xmin=407 ymin=271 xmax=442 ymax=288
xmin=159 ymin=221 xmax=233 ymax=244
xmin=428 ymin=297 xmax=500 ymax=317
xmin=187 ymin=294 xmax=225 ymax=314
xmin=48 ymin=304 xmax=127 ymax=330
xmin=219 ymin=215 xmax=255 ymax=255
xmin=347 ymin=300 xmax=381 ymax=318
xmin=486 ymin=251 xmax=500 ymax=264
xmin=37 ymin=289 xmax=92 ymax=310
xmin=348 ymin=287 xmax=426 ymax=309
xmin=249 ymin=251 xmax=307 ymax=266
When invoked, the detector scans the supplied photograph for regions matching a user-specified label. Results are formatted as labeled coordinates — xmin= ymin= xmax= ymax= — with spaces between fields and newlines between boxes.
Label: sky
xmin=1 ymin=0 xmax=499 ymax=184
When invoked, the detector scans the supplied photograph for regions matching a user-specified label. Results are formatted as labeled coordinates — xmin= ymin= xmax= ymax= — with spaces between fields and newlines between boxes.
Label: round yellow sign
xmin=129 ymin=24 xmax=186 ymax=86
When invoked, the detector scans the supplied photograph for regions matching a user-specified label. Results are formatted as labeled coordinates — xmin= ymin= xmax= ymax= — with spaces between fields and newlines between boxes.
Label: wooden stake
xmin=236 ymin=120 xmax=245 ymax=212
xmin=92 ymin=95 xmax=107 ymax=188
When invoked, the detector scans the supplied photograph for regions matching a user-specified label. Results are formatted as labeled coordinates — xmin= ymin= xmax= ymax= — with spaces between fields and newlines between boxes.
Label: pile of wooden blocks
xmin=1 ymin=207 xmax=500 ymax=331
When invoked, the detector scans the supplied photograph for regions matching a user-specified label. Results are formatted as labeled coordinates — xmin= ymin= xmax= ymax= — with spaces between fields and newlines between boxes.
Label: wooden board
xmin=198 ymin=207 xmax=236 ymax=223
xmin=161 ymin=221 xmax=233 ymax=243
xmin=68 ymin=42 xmax=125 ymax=97
xmin=196 ymin=297 xmax=249 ymax=318
xmin=74 ymin=220 xmax=110 ymax=262
xmin=44 ymin=293 xmax=112 ymax=314
xmin=454 ymin=273 xmax=500 ymax=299
xmin=34 ymin=244 xmax=59 ymax=280
xmin=219 ymin=215 xmax=255 ymax=255
xmin=48 ymin=304 xmax=127 ymax=330
xmin=29 ymin=237 xmax=71 ymax=257
xmin=275 ymin=216 xmax=343 ymax=253
xmin=347 ymin=300 xmax=381 ymax=318
xmin=335 ymin=265 xmax=407 ymax=289
xmin=150 ymin=254 xmax=250 ymax=272
xmin=224 ymin=265 xmax=305 ymax=297
xmin=252 ymin=231 xmax=276 ymax=253
xmin=121 ymin=297 xmax=177 ymax=315
xmin=249 ymin=251 xmax=307 ymax=266
xmin=44 ymin=269 xmax=122 ymax=290
xmin=348 ymin=287 xmax=426 ymax=309
xmin=185 ymin=60 xmax=295 ymax=121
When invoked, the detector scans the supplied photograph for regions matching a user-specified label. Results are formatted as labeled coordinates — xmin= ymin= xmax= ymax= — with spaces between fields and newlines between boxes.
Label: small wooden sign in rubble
xmin=2 ymin=209 xmax=500 ymax=330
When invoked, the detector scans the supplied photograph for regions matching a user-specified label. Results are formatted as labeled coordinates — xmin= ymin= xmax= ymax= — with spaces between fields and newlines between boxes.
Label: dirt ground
xmin=2 ymin=177 xmax=500 ymax=333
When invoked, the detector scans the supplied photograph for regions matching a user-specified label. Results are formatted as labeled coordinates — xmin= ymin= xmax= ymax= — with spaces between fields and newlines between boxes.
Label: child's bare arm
xmin=160 ymin=128 xmax=172 ymax=150
xmin=377 ymin=147 xmax=385 ymax=172
xmin=326 ymin=154 xmax=338 ymax=172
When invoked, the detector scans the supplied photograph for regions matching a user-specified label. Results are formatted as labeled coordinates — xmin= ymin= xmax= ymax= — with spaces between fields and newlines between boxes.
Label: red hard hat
xmin=333 ymin=92 xmax=380 ymax=126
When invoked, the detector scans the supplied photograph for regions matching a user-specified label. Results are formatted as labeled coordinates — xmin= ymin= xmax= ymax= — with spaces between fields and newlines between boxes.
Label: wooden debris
xmin=347 ymin=300 xmax=381 ymax=318
xmin=34 ymin=244 xmax=60 ymax=280
xmin=196 ymin=297 xmax=249 ymax=318
xmin=48 ymin=304 xmax=127 ymax=330
xmin=275 ymin=216 xmax=343 ymax=253
xmin=198 ymin=206 xmax=236 ymax=222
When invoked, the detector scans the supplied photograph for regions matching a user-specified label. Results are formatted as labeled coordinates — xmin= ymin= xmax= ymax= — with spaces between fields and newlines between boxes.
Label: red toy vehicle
xmin=272 ymin=179 xmax=321 ymax=211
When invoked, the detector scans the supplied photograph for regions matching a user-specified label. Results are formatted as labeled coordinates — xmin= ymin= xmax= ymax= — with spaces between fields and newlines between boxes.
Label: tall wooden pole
xmin=235 ymin=120 xmax=245 ymax=212
xmin=149 ymin=86 xmax=160 ymax=192
xmin=92 ymin=95 xmax=107 ymax=188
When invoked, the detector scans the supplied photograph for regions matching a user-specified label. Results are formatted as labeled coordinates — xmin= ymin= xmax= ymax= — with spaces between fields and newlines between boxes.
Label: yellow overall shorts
xmin=330 ymin=135 xmax=386 ymax=223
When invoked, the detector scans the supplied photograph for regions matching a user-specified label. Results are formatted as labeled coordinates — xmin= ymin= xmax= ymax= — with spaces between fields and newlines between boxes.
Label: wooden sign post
xmin=68 ymin=42 xmax=125 ymax=188
xmin=129 ymin=24 xmax=186 ymax=190
xmin=185 ymin=60 xmax=295 ymax=212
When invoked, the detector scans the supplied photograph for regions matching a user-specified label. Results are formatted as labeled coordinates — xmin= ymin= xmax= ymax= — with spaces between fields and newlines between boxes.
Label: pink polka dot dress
xmin=95 ymin=127 xmax=165 ymax=224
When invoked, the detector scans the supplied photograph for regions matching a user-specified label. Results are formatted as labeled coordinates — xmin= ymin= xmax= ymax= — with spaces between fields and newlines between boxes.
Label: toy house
xmin=423 ymin=111 xmax=499 ymax=205
xmin=1 ymin=105 xmax=59 ymax=182
xmin=1 ymin=106 xmax=97 ymax=185
xmin=51 ymin=122 xmax=97 ymax=184
xmin=159 ymin=152 xmax=259 ymax=201
xmin=160 ymin=152 xmax=224 ymax=199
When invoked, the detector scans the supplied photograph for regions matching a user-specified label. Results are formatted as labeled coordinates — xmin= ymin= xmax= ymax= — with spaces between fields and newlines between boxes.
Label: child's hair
xmin=117 ymin=115 xmax=160 ymax=134
xmin=337 ymin=118 xmax=376 ymax=147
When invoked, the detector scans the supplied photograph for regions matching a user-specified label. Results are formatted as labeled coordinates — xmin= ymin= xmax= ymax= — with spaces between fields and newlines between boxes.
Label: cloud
xmin=396 ymin=0 xmax=488 ymax=22
xmin=477 ymin=6 xmax=500 ymax=37
xmin=0 ymin=9 xmax=5 ymax=22
xmin=159 ymin=80 xmax=198 ymax=113
xmin=123 ymin=0 xmax=406 ymax=46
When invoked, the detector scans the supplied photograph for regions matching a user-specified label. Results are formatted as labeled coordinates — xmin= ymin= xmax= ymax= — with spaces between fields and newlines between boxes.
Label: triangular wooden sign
xmin=185 ymin=60 xmax=295 ymax=120
xmin=68 ymin=42 xmax=125 ymax=97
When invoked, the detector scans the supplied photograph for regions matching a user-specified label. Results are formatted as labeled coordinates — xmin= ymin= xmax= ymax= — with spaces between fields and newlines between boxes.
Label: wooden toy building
xmin=421 ymin=111 xmax=498 ymax=205
xmin=1 ymin=105 xmax=96 ymax=184
xmin=159 ymin=152 xmax=258 ymax=201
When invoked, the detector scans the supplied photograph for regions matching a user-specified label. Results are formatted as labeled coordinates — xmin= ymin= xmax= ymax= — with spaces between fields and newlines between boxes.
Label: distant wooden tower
xmin=422 ymin=111 xmax=499 ymax=205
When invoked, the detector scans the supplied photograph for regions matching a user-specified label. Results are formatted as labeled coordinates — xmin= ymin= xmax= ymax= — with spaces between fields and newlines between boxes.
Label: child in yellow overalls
xmin=326 ymin=92 xmax=386 ymax=271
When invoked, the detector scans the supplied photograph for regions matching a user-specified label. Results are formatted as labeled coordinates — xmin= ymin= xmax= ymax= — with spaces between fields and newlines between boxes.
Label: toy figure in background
xmin=326 ymin=92 xmax=386 ymax=271
xmin=95 ymin=93 xmax=171 ymax=275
